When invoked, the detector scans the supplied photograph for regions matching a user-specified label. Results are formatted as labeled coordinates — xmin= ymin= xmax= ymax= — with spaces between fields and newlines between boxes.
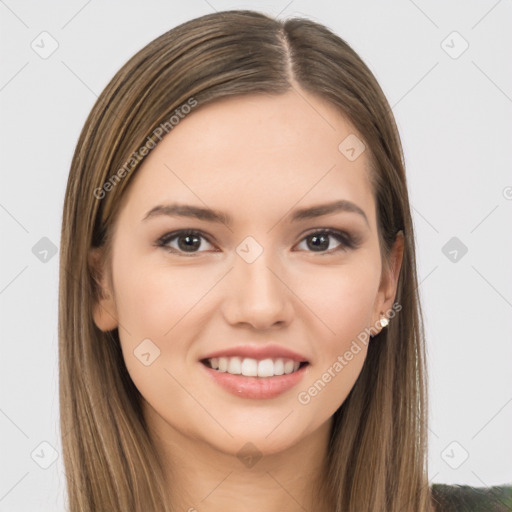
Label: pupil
xmin=309 ymin=234 xmax=328 ymax=251
xmin=179 ymin=234 xmax=200 ymax=251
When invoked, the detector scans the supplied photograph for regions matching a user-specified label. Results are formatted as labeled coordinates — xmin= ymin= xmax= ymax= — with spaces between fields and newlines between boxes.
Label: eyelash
xmin=155 ymin=228 xmax=360 ymax=256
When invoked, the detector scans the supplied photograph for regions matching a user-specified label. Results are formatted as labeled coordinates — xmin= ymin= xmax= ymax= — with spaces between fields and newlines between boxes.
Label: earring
xmin=379 ymin=314 xmax=389 ymax=328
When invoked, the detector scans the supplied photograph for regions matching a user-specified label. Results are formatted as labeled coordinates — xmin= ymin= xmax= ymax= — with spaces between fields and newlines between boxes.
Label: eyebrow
xmin=142 ymin=199 xmax=369 ymax=227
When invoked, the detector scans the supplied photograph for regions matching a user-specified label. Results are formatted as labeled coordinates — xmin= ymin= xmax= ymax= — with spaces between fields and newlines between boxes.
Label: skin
xmin=90 ymin=88 xmax=403 ymax=511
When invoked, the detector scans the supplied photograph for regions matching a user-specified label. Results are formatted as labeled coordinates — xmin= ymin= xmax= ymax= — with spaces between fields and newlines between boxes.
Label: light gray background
xmin=1 ymin=1 xmax=511 ymax=510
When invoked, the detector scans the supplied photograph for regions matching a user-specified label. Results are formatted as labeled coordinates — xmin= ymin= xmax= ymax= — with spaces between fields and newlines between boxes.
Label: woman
xmin=59 ymin=9 xmax=505 ymax=512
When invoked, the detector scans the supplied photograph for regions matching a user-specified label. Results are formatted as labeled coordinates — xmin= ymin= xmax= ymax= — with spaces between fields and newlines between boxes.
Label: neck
xmin=144 ymin=404 xmax=333 ymax=512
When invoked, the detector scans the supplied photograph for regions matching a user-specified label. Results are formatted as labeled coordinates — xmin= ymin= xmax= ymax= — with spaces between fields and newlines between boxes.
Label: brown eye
xmin=157 ymin=230 xmax=215 ymax=254
xmin=296 ymin=229 xmax=357 ymax=253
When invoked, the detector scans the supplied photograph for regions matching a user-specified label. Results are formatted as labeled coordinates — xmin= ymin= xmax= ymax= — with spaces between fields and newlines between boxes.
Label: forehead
xmin=119 ymin=90 xmax=376 ymax=228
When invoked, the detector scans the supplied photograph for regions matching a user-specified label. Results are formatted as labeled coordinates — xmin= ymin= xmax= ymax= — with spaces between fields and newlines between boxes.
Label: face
xmin=90 ymin=89 xmax=403 ymax=458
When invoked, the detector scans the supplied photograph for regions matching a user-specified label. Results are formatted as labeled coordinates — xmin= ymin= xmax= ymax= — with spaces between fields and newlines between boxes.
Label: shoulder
xmin=431 ymin=483 xmax=512 ymax=512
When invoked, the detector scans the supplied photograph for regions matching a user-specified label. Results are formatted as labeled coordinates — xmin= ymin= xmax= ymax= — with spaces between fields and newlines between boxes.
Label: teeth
xmin=218 ymin=357 xmax=228 ymax=372
xmin=241 ymin=358 xmax=258 ymax=377
xmin=274 ymin=358 xmax=284 ymax=375
xmin=207 ymin=357 xmax=303 ymax=377
xmin=227 ymin=356 xmax=242 ymax=375
xmin=258 ymin=358 xmax=274 ymax=377
xmin=284 ymin=360 xmax=295 ymax=374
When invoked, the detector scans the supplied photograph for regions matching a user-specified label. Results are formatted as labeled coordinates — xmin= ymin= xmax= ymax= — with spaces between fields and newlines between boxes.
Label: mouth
xmin=201 ymin=357 xmax=309 ymax=378
xmin=198 ymin=344 xmax=310 ymax=399
xmin=200 ymin=357 xmax=310 ymax=399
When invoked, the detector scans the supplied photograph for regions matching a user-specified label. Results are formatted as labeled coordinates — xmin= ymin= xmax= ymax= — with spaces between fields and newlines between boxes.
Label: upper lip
xmin=201 ymin=344 xmax=309 ymax=363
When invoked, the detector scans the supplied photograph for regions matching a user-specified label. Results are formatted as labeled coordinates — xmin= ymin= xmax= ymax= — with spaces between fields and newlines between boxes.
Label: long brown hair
xmin=59 ymin=9 xmax=431 ymax=511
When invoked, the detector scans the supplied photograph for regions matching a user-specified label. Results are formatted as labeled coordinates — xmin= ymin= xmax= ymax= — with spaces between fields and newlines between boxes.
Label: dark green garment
xmin=431 ymin=484 xmax=512 ymax=511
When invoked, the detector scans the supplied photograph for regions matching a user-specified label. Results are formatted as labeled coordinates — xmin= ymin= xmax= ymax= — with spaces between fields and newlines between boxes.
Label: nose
xmin=221 ymin=250 xmax=293 ymax=330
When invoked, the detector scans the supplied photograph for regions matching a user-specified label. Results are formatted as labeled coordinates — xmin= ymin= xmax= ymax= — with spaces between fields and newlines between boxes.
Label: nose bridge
xmin=222 ymin=239 xmax=292 ymax=328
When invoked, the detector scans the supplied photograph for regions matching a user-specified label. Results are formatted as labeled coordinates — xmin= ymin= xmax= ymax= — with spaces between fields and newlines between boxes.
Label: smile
xmin=203 ymin=357 xmax=307 ymax=377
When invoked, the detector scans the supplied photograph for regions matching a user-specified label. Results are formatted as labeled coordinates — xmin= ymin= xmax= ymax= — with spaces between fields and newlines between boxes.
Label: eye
xmin=295 ymin=229 xmax=357 ymax=253
xmin=155 ymin=228 xmax=359 ymax=256
xmin=156 ymin=229 xmax=215 ymax=255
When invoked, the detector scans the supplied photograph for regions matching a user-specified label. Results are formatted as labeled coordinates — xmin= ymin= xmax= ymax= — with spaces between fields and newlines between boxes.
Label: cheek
xmin=294 ymin=256 xmax=379 ymax=412
xmin=113 ymin=256 xmax=213 ymax=340
xmin=112 ymin=256 xmax=222 ymax=395
xmin=111 ymin=259 xmax=204 ymax=407
xmin=298 ymin=255 xmax=380 ymax=345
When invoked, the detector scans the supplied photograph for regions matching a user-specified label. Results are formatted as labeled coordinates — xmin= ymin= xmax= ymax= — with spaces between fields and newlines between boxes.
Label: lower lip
xmin=200 ymin=362 xmax=309 ymax=399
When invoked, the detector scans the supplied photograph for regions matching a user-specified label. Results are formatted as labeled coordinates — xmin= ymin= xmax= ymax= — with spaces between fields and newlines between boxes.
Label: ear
xmin=88 ymin=247 xmax=119 ymax=331
xmin=372 ymin=231 xmax=404 ymax=328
